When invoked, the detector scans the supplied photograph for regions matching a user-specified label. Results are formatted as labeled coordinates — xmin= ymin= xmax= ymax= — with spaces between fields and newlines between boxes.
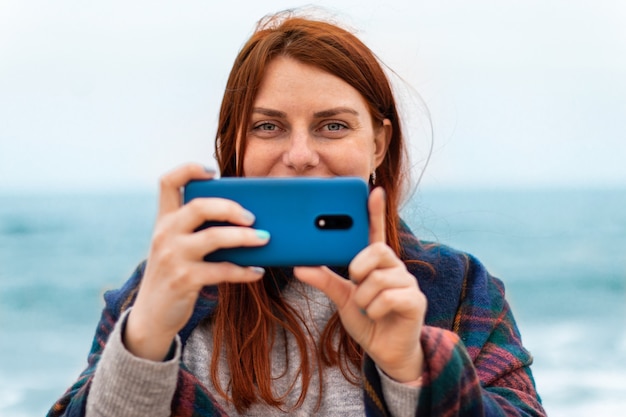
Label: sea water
xmin=404 ymin=188 xmax=626 ymax=416
xmin=1 ymin=188 xmax=625 ymax=416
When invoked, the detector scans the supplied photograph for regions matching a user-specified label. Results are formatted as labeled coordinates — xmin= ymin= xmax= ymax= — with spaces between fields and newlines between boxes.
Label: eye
xmin=250 ymin=121 xmax=284 ymax=138
xmin=254 ymin=122 xmax=279 ymax=131
xmin=325 ymin=122 xmax=345 ymax=131
xmin=318 ymin=121 xmax=350 ymax=138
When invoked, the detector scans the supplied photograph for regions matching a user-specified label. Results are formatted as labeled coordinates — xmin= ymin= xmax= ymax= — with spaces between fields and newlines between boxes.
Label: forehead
xmin=253 ymin=56 xmax=371 ymax=114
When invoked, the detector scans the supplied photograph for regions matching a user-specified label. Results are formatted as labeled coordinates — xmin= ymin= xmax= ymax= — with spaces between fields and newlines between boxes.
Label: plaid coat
xmin=48 ymin=225 xmax=545 ymax=416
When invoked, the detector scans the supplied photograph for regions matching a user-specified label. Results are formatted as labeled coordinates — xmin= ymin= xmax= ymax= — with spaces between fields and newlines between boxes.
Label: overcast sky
xmin=1 ymin=0 xmax=625 ymax=192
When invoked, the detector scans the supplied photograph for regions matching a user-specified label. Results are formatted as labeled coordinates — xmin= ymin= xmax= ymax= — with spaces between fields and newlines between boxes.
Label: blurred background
xmin=1 ymin=1 xmax=625 ymax=415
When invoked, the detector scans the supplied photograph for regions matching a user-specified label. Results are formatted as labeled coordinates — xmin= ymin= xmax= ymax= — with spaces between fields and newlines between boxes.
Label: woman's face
xmin=241 ymin=56 xmax=391 ymax=181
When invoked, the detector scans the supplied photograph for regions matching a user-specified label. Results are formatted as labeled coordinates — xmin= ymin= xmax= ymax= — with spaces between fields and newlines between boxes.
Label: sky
xmin=1 ymin=0 xmax=625 ymax=192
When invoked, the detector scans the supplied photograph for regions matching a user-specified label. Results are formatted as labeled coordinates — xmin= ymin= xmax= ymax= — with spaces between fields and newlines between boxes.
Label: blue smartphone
xmin=183 ymin=177 xmax=369 ymax=267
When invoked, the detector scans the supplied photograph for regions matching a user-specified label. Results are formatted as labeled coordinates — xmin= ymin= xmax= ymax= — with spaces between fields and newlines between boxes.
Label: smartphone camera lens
xmin=315 ymin=215 xmax=353 ymax=230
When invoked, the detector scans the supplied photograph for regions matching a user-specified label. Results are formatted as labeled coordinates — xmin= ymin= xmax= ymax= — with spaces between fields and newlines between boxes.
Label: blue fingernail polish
xmin=255 ymin=229 xmax=270 ymax=240
xmin=251 ymin=266 xmax=265 ymax=275
xmin=243 ymin=209 xmax=256 ymax=223
xmin=204 ymin=166 xmax=216 ymax=174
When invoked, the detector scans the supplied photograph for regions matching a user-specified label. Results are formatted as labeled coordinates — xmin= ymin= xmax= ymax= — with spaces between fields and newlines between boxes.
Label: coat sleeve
xmin=46 ymin=263 xmax=145 ymax=417
xmin=363 ymin=252 xmax=546 ymax=417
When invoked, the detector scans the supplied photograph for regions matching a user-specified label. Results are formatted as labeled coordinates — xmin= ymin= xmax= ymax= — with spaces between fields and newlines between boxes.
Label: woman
xmin=49 ymin=10 xmax=546 ymax=417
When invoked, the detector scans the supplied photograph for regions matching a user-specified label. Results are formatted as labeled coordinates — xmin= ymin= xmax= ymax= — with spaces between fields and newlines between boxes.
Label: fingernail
xmin=242 ymin=209 xmax=256 ymax=223
xmin=250 ymin=266 xmax=265 ymax=275
xmin=255 ymin=229 xmax=270 ymax=240
xmin=204 ymin=166 xmax=217 ymax=174
xmin=359 ymin=308 xmax=368 ymax=316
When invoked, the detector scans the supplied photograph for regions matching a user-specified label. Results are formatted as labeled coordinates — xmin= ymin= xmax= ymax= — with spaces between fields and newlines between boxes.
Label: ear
xmin=372 ymin=119 xmax=392 ymax=168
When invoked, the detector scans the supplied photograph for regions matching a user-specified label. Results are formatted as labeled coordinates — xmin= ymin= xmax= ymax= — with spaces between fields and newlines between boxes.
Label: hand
xmin=125 ymin=164 xmax=269 ymax=361
xmin=294 ymin=187 xmax=426 ymax=382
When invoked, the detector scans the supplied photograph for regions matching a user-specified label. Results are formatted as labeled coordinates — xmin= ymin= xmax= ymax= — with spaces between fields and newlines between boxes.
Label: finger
xmin=368 ymin=187 xmax=386 ymax=244
xmin=294 ymin=266 xmax=354 ymax=309
xmin=190 ymin=261 xmax=266 ymax=287
xmin=352 ymin=268 xmax=415 ymax=310
xmin=363 ymin=287 xmax=425 ymax=321
xmin=349 ymin=242 xmax=402 ymax=283
xmin=175 ymin=197 xmax=255 ymax=232
xmin=158 ymin=164 xmax=216 ymax=217
xmin=183 ymin=225 xmax=270 ymax=259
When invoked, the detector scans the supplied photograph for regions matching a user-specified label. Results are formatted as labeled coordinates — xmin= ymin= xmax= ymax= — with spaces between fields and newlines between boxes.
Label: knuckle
xmin=151 ymin=227 xmax=169 ymax=251
xmin=368 ymin=269 xmax=386 ymax=286
xmin=157 ymin=246 xmax=177 ymax=266
xmin=202 ymin=226 xmax=227 ymax=245
xmin=168 ymin=266 xmax=194 ymax=290
xmin=378 ymin=289 xmax=395 ymax=305
xmin=188 ymin=197 xmax=239 ymax=223
xmin=417 ymin=290 xmax=428 ymax=308
xmin=372 ymin=241 xmax=389 ymax=252
xmin=186 ymin=198 xmax=205 ymax=213
xmin=151 ymin=217 xmax=176 ymax=248
xmin=372 ymin=242 xmax=394 ymax=259
xmin=348 ymin=265 xmax=363 ymax=282
xmin=159 ymin=174 xmax=175 ymax=191
xmin=150 ymin=233 xmax=181 ymax=266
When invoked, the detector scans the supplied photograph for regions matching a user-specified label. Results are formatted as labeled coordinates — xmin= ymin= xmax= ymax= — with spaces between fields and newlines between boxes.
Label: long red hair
xmin=211 ymin=11 xmax=410 ymax=412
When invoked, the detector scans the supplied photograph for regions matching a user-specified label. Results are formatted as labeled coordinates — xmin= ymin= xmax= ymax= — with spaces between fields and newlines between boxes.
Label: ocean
xmin=1 ymin=188 xmax=625 ymax=416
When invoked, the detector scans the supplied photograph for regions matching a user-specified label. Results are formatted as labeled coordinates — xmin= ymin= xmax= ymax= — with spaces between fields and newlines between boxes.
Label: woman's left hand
xmin=294 ymin=187 xmax=426 ymax=383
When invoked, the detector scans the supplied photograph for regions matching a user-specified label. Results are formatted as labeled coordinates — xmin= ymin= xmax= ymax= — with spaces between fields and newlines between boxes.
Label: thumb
xmin=294 ymin=266 xmax=353 ymax=309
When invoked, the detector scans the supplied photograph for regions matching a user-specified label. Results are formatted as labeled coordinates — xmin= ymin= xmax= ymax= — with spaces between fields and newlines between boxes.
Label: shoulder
xmin=102 ymin=261 xmax=147 ymax=319
xmin=399 ymin=223 xmax=486 ymax=284
xmin=398 ymin=221 xmax=503 ymax=328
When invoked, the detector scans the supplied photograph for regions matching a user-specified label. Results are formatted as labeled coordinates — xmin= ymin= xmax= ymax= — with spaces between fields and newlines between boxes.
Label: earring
xmin=370 ymin=170 xmax=377 ymax=185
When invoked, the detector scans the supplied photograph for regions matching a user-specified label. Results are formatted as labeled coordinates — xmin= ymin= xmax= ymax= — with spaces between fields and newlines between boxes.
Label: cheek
xmin=325 ymin=148 xmax=373 ymax=179
xmin=241 ymin=141 xmax=278 ymax=176
xmin=241 ymin=151 xmax=258 ymax=176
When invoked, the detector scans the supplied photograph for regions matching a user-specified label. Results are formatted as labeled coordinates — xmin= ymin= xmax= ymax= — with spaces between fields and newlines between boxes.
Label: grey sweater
xmin=86 ymin=281 xmax=420 ymax=416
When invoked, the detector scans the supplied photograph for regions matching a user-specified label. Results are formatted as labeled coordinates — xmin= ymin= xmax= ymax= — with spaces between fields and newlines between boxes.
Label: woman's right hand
xmin=124 ymin=163 xmax=269 ymax=361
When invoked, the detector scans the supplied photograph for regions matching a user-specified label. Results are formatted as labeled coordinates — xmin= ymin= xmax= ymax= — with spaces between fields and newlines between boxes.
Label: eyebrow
xmin=251 ymin=107 xmax=359 ymax=118
xmin=314 ymin=107 xmax=359 ymax=118
xmin=252 ymin=108 xmax=287 ymax=118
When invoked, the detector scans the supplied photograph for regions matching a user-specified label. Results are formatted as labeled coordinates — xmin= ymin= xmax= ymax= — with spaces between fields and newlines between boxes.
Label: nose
xmin=282 ymin=131 xmax=319 ymax=173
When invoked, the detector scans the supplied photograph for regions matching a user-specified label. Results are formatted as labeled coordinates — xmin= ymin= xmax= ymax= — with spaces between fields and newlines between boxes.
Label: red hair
xmin=211 ymin=11 xmax=409 ymax=412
